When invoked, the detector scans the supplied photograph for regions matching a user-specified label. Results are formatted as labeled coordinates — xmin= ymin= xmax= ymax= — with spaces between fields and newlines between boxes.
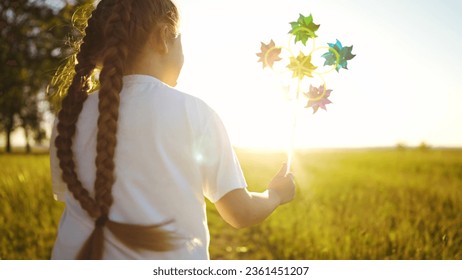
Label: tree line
xmin=0 ymin=0 xmax=91 ymax=153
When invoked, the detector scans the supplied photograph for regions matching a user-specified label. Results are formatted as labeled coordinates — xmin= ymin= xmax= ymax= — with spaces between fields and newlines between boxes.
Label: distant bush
xmin=396 ymin=142 xmax=407 ymax=150
xmin=418 ymin=141 xmax=431 ymax=151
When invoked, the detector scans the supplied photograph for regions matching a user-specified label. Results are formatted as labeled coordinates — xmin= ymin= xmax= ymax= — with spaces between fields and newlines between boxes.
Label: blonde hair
xmin=54 ymin=0 xmax=179 ymax=259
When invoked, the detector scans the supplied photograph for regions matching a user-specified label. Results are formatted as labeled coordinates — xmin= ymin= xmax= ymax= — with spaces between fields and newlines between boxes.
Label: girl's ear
xmin=153 ymin=25 xmax=169 ymax=54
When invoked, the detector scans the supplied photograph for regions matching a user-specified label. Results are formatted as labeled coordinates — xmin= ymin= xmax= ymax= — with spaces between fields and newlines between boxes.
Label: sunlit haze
xmin=7 ymin=0 xmax=462 ymax=151
xmin=174 ymin=0 xmax=462 ymax=149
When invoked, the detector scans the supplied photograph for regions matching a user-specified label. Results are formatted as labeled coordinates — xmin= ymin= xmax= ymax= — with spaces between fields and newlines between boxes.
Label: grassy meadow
xmin=1 ymin=148 xmax=461 ymax=259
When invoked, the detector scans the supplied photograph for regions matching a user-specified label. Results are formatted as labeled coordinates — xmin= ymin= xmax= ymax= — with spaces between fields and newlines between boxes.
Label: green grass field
xmin=1 ymin=148 xmax=461 ymax=259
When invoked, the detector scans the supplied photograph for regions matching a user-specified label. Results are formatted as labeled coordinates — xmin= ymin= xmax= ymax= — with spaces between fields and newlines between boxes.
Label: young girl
xmin=49 ymin=0 xmax=295 ymax=260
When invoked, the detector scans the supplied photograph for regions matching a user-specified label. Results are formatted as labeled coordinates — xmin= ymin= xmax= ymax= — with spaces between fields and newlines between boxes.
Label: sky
xmin=173 ymin=0 xmax=462 ymax=149
xmin=6 ymin=0 xmax=462 ymax=150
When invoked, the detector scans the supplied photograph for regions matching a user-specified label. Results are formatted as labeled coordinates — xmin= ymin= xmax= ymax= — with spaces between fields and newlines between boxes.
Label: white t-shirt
xmin=49 ymin=74 xmax=247 ymax=259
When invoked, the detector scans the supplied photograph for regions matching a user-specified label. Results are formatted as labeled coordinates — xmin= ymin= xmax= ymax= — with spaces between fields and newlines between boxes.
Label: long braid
xmin=55 ymin=6 xmax=101 ymax=219
xmin=75 ymin=0 xmax=132 ymax=260
xmin=93 ymin=0 xmax=132 ymax=219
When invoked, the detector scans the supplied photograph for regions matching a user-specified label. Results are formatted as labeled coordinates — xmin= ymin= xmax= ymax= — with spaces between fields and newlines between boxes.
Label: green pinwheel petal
xmin=289 ymin=13 xmax=320 ymax=46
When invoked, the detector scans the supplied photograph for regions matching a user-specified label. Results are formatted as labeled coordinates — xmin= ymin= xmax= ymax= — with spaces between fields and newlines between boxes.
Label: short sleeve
xmin=196 ymin=108 xmax=247 ymax=203
xmin=49 ymin=117 xmax=66 ymax=202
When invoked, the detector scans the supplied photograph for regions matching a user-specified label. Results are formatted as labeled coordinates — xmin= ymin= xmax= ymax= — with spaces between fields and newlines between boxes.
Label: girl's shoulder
xmin=149 ymin=81 xmax=217 ymax=120
xmin=162 ymin=87 xmax=223 ymax=131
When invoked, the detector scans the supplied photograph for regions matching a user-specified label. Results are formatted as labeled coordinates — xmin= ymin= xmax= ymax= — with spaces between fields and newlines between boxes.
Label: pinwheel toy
xmin=256 ymin=13 xmax=356 ymax=173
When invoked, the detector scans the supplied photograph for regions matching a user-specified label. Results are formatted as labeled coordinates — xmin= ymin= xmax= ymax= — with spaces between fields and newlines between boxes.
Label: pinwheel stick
xmin=286 ymin=78 xmax=302 ymax=175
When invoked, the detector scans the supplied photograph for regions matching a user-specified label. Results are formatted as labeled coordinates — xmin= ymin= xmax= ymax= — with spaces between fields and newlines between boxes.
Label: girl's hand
xmin=215 ymin=163 xmax=295 ymax=228
xmin=268 ymin=163 xmax=295 ymax=205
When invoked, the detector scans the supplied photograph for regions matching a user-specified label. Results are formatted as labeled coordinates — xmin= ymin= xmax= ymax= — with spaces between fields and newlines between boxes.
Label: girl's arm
xmin=214 ymin=164 xmax=295 ymax=229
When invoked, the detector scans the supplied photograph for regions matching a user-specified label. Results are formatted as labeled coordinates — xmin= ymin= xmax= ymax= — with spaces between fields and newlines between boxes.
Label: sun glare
xmin=175 ymin=0 xmax=462 ymax=150
xmin=174 ymin=0 xmax=367 ymax=150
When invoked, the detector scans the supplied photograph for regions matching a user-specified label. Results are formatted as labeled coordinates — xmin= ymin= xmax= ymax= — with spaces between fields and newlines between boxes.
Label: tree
xmin=0 ymin=0 xmax=88 ymax=153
